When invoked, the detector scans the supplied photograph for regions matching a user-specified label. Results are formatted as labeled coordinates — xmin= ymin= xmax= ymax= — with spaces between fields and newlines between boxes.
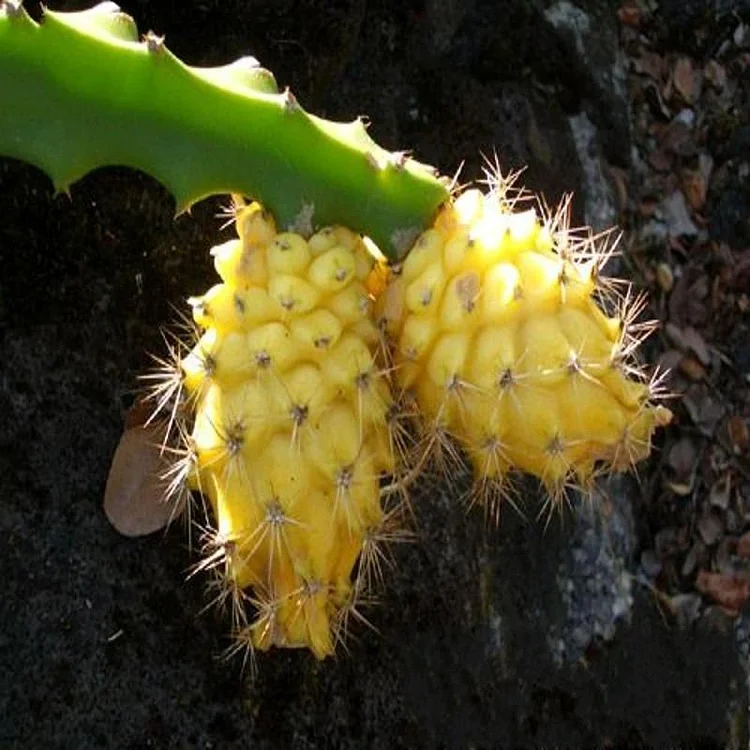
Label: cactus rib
xmin=0 ymin=1 xmax=448 ymax=257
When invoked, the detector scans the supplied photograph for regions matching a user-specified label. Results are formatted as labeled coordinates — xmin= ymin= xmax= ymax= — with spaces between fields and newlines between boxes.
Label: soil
xmin=1 ymin=1 xmax=748 ymax=748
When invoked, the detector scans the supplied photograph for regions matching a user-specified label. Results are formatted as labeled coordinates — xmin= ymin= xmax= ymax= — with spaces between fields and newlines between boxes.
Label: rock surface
xmin=0 ymin=0 xmax=745 ymax=747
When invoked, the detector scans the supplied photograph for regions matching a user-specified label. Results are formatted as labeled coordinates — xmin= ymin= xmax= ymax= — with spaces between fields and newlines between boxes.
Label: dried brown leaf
xmin=678 ymin=355 xmax=707 ymax=381
xmin=104 ymin=423 xmax=183 ymax=537
xmin=683 ymin=387 xmax=725 ymax=437
xmin=681 ymin=169 xmax=708 ymax=212
xmin=727 ymin=416 xmax=749 ymax=455
xmin=672 ymin=57 xmax=698 ymax=103
xmin=617 ymin=1 xmax=642 ymax=27
xmin=648 ymin=148 xmax=673 ymax=172
xmin=695 ymin=570 xmax=750 ymax=612
xmin=709 ymin=474 xmax=732 ymax=510
xmin=737 ymin=531 xmax=750 ymax=559
xmin=703 ymin=59 xmax=726 ymax=89
xmin=667 ymin=436 xmax=699 ymax=477
xmin=697 ymin=512 xmax=723 ymax=546
xmin=655 ymin=262 xmax=674 ymax=292
xmin=681 ymin=540 xmax=706 ymax=577
xmin=633 ymin=51 xmax=666 ymax=80
xmin=681 ymin=326 xmax=711 ymax=365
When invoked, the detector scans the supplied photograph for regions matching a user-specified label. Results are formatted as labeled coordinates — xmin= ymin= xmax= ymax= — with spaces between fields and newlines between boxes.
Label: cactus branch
xmin=0 ymin=2 xmax=449 ymax=257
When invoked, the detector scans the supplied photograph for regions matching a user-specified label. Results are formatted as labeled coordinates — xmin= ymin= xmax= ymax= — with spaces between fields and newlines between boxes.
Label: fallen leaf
xmin=617 ymin=1 xmax=641 ymax=27
xmin=667 ymin=436 xmax=699 ymax=478
xmin=738 ymin=531 xmax=750 ymax=559
xmin=715 ymin=536 xmax=736 ymax=574
xmin=709 ymin=474 xmax=732 ymax=510
xmin=703 ymin=59 xmax=726 ymax=89
xmin=696 ymin=570 xmax=750 ymax=611
xmin=727 ymin=416 xmax=749 ymax=454
xmin=681 ymin=326 xmax=711 ymax=365
xmin=681 ymin=540 xmax=706 ymax=577
xmin=672 ymin=57 xmax=698 ymax=103
xmin=655 ymin=262 xmax=674 ymax=292
xmin=104 ymin=423 xmax=185 ymax=537
xmin=648 ymin=148 xmax=673 ymax=172
xmin=681 ymin=169 xmax=707 ymax=211
xmin=678 ymin=355 xmax=707 ymax=381
xmin=697 ymin=513 xmax=723 ymax=545
xmin=633 ymin=51 xmax=666 ymax=80
xmin=683 ymin=387 xmax=725 ymax=436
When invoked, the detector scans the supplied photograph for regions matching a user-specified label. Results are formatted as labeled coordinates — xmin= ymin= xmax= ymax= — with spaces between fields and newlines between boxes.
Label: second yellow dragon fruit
xmin=175 ymin=201 xmax=398 ymax=660
xmin=378 ymin=180 xmax=671 ymax=516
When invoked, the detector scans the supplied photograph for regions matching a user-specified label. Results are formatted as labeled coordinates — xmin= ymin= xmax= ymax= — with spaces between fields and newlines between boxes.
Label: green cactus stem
xmin=0 ymin=1 xmax=449 ymax=257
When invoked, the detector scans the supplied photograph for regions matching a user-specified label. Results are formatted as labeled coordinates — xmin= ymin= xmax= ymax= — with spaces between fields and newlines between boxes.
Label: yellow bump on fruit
xmin=352 ymin=242 xmax=376 ymax=281
xmin=481 ymin=262 xmax=521 ymax=323
xmin=236 ymin=380 xmax=279 ymax=448
xmin=182 ymin=328 xmax=218 ymax=396
xmin=235 ymin=201 xmax=276 ymax=247
xmin=275 ymin=363 xmax=328 ymax=425
xmin=468 ymin=325 xmax=516 ymax=391
xmin=236 ymin=244 xmax=269 ymax=287
xmin=515 ymin=250 xmax=562 ymax=313
xmin=516 ymin=315 xmax=573 ymax=385
xmin=210 ymin=239 xmax=243 ymax=284
xmin=556 ymin=377 xmax=628 ymax=446
xmin=442 ymin=230 xmax=470 ymax=275
xmin=332 ymin=226 xmax=360 ymax=251
xmin=290 ymin=309 xmax=343 ymax=352
xmin=405 ymin=263 xmax=445 ymax=315
xmin=325 ymin=282 xmax=372 ymax=325
xmin=556 ymin=306 xmax=615 ymax=369
xmin=398 ymin=315 xmax=437 ymax=363
xmin=439 ymin=271 xmax=480 ymax=330
xmin=303 ymin=403 xmax=361 ymax=479
xmin=207 ymin=470 xmax=262 ymax=544
xmin=506 ymin=208 xmax=539 ymax=254
xmin=453 ymin=188 xmax=484 ymax=225
xmin=322 ymin=333 xmax=374 ymax=390
xmin=402 ymin=228 xmax=442 ymax=282
xmin=558 ymin=260 xmax=594 ymax=306
xmin=308 ymin=226 xmax=337 ymax=255
xmin=308 ymin=247 xmax=356 ymax=293
xmin=246 ymin=321 xmax=298 ymax=372
xmin=210 ymin=331 xmax=254 ymax=387
xmin=267 ymin=232 xmax=311 ymax=276
xmin=237 ymin=287 xmax=283 ymax=327
xmin=535 ymin=223 xmax=555 ymax=254
xmin=268 ymin=274 xmax=321 ymax=315
xmin=426 ymin=331 xmax=471 ymax=390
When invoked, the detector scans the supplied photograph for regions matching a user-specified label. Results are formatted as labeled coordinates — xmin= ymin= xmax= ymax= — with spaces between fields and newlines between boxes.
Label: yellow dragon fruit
xmin=377 ymin=175 xmax=671 ymax=521
xmin=161 ymin=201 xmax=404 ymax=660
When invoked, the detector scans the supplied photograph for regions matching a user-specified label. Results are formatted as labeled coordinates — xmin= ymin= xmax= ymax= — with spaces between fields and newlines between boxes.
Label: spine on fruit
xmin=0 ymin=1 xmax=448 ymax=257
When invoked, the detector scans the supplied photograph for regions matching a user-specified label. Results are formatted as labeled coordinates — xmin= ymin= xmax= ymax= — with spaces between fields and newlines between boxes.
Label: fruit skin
xmin=0 ymin=1 xmax=447 ymax=257
xmin=377 ymin=184 xmax=671 ymax=516
xmin=177 ymin=202 xmax=396 ymax=659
